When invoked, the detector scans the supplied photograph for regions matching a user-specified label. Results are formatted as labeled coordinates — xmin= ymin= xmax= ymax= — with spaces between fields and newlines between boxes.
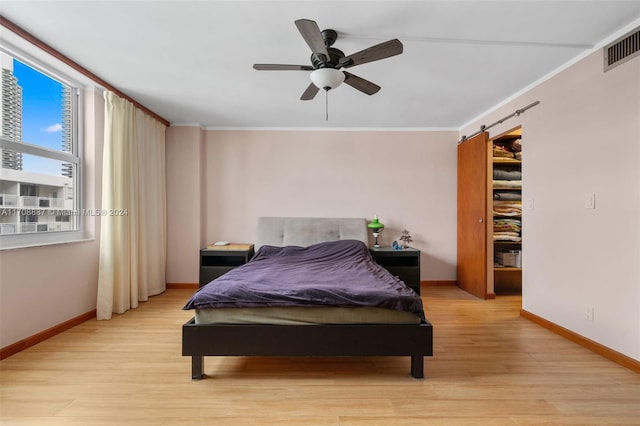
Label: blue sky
xmin=13 ymin=59 xmax=65 ymax=174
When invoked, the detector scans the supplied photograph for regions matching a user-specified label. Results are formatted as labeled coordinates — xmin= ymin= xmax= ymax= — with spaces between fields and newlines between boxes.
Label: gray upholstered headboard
xmin=255 ymin=217 xmax=369 ymax=250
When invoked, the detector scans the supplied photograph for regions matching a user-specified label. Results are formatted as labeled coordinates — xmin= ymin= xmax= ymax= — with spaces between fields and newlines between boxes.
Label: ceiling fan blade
xmin=343 ymin=71 xmax=381 ymax=95
xmin=300 ymin=82 xmax=320 ymax=100
xmin=253 ymin=64 xmax=314 ymax=71
xmin=339 ymin=39 xmax=403 ymax=68
xmin=295 ymin=19 xmax=329 ymax=57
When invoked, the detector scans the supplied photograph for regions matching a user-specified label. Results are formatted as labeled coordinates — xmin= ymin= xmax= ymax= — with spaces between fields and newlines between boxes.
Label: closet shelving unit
xmin=490 ymin=128 xmax=522 ymax=294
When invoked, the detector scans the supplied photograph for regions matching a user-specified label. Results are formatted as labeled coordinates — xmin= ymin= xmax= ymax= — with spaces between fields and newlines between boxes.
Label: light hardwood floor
xmin=1 ymin=286 xmax=639 ymax=425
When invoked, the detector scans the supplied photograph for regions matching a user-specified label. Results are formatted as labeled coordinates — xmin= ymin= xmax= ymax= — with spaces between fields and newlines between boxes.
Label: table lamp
xmin=367 ymin=215 xmax=384 ymax=248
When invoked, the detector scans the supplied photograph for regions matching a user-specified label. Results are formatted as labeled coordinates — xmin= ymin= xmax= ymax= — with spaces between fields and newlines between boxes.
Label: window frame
xmin=0 ymin=46 xmax=86 ymax=250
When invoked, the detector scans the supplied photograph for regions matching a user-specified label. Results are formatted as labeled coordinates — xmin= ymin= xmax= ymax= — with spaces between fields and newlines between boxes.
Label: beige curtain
xmin=97 ymin=91 xmax=167 ymax=320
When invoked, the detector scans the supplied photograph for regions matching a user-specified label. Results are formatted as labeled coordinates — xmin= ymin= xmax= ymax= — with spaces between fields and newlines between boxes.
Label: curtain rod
xmin=0 ymin=15 xmax=170 ymax=127
xmin=458 ymin=101 xmax=540 ymax=143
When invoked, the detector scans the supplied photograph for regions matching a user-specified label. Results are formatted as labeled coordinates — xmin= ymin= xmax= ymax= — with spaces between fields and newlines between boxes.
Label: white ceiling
xmin=2 ymin=1 xmax=639 ymax=129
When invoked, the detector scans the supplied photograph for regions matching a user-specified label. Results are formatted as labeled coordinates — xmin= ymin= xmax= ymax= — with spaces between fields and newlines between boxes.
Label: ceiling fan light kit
xmin=310 ymin=68 xmax=345 ymax=90
xmin=253 ymin=18 xmax=403 ymax=119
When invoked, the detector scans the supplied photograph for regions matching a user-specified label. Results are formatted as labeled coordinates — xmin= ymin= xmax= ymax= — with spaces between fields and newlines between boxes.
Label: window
xmin=0 ymin=51 xmax=83 ymax=248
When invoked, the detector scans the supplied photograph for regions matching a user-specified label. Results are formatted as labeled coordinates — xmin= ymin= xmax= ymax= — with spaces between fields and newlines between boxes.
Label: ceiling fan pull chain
xmin=325 ymin=89 xmax=329 ymax=121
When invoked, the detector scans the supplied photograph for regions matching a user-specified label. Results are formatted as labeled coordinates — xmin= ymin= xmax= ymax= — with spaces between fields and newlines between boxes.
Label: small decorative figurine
xmin=399 ymin=229 xmax=413 ymax=248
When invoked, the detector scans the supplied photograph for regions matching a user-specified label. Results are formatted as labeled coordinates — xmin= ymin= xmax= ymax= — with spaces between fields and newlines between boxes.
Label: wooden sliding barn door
xmin=457 ymin=132 xmax=489 ymax=299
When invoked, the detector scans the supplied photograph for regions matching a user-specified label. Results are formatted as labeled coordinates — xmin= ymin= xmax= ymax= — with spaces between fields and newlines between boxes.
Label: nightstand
xmin=199 ymin=244 xmax=255 ymax=287
xmin=369 ymin=247 xmax=421 ymax=295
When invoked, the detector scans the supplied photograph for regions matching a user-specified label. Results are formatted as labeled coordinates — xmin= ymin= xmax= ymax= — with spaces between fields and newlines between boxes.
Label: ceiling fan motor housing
xmin=311 ymin=47 xmax=345 ymax=69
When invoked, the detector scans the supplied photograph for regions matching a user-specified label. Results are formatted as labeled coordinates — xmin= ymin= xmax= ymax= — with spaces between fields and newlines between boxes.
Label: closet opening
xmin=490 ymin=127 xmax=522 ymax=296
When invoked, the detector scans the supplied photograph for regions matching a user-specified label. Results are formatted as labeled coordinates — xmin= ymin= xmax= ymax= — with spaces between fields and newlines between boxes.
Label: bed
xmin=182 ymin=217 xmax=433 ymax=379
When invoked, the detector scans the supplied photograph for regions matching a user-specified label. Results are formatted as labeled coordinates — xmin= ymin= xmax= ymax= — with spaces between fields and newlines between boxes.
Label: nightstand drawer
xmin=201 ymin=256 xmax=247 ymax=267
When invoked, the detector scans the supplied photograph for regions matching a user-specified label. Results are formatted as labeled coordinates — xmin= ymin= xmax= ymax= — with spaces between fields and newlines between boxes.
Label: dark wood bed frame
xmin=182 ymin=318 xmax=433 ymax=379
xmin=182 ymin=217 xmax=434 ymax=379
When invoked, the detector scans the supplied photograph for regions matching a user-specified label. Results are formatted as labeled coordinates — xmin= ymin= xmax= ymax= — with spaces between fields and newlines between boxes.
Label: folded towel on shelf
xmin=493 ymin=218 xmax=521 ymax=233
xmin=493 ymin=233 xmax=522 ymax=242
xmin=493 ymin=147 xmax=514 ymax=159
xmin=493 ymin=201 xmax=522 ymax=216
xmin=494 ymin=191 xmax=522 ymax=200
xmin=493 ymin=168 xmax=522 ymax=180
xmin=493 ymin=180 xmax=522 ymax=188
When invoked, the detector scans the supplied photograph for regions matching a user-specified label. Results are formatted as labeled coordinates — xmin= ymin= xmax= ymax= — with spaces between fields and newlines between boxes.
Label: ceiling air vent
xmin=604 ymin=27 xmax=640 ymax=72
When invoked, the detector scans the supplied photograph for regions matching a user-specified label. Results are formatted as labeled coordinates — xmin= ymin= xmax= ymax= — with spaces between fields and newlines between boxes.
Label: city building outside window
xmin=0 ymin=51 xmax=83 ymax=248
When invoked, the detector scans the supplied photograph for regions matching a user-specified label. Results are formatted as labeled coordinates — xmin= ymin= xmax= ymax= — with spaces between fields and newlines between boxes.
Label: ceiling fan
xmin=253 ymin=19 xmax=403 ymax=101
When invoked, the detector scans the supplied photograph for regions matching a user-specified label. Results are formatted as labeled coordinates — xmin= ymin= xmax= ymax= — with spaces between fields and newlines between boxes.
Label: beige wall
xmin=0 ymin=90 xmax=104 ymax=348
xmin=165 ymin=126 xmax=206 ymax=284
xmin=462 ymin=49 xmax=640 ymax=360
xmin=166 ymin=129 xmax=459 ymax=284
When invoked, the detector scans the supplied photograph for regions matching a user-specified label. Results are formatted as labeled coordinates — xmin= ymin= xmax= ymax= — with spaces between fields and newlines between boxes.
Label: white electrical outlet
xmin=585 ymin=193 xmax=596 ymax=209
xmin=585 ymin=306 xmax=595 ymax=322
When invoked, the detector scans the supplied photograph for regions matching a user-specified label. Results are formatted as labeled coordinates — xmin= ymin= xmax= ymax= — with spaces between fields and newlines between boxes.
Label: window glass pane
xmin=9 ymin=59 xmax=73 ymax=153
xmin=18 ymin=152 xmax=74 ymax=177
xmin=0 ymin=154 xmax=77 ymax=234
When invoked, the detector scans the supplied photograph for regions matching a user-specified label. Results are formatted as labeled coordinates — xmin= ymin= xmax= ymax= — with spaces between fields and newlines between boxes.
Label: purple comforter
xmin=183 ymin=239 xmax=424 ymax=318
